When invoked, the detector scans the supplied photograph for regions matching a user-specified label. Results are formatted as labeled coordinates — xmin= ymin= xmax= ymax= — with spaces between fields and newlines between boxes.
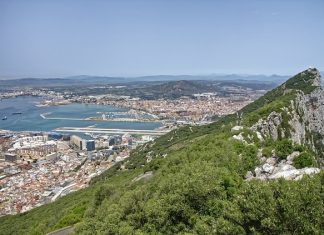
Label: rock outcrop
xmin=251 ymin=111 xmax=282 ymax=140
xmin=246 ymin=152 xmax=320 ymax=181
xmin=293 ymin=88 xmax=324 ymax=138
xmin=249 ymin=68 xmax=324 ymax=164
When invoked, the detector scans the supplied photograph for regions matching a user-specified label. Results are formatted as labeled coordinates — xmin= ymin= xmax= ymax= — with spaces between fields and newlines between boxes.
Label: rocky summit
xmin=251 ymin=68 xmax=324 ymax=150
xmin=238 ymin=68 xmax=324 ymax=180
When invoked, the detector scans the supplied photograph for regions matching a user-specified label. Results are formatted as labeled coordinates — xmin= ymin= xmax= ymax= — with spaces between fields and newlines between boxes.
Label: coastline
xmin=0 ymin=96 xmax=164 ymax=133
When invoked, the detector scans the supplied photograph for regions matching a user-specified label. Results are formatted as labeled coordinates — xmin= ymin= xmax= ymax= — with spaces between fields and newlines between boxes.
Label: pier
xmin=54 ymin=127 xmax=170 ymax=136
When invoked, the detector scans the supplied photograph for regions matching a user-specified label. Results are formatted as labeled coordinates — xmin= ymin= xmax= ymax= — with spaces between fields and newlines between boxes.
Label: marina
xmin=0 ymin=96 xmax=162 ymax=133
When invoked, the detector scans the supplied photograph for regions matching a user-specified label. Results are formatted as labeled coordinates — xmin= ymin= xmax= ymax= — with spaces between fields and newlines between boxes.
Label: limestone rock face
xmin=250 ymin=68 xmax=324 ymax=161
xmin=251 ymin=112 xmax=282 ymax=140
xmin=288 ymin=103 xmax=306 ymax=145
xmin=294 ymin=88 xmax=324 ymax=136
xmin=268 ymin=167 xmax=320 ymax=180
xmin=308 ymin=67 xmax=322 ymax=86
xmin=289 ymin=85 xmax=324 ymax=157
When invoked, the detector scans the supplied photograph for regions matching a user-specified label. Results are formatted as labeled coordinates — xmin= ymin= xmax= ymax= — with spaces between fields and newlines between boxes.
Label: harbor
xmin=0 ymin=97 xmax=162 ymax=132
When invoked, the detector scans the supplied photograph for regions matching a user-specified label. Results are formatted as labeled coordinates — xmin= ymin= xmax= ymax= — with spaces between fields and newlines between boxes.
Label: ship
xmin=12 ymin=112 xmax=22 ymax=115
xmin=2 ymin=116 xmax=7 ymax=120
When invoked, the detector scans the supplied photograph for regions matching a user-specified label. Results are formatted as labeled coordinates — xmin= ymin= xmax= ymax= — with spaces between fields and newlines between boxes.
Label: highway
xmin=54 ymin=127 xmax=170 ymax=136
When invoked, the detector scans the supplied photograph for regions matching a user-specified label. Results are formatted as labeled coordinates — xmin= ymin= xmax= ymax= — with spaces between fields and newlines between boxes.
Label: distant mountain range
xmin=55 ymin=73 xmax=293 ymax=83
xmin=0 ymin=73 xmax=292 ymax=88
xmin=2 ymin=72 xmax=324 ymax=89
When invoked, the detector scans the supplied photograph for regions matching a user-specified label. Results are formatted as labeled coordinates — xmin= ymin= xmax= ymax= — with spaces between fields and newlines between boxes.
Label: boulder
xmin=266 ymin=157 xmax=277 ymax=165
xmin=254 ymin=167 xmax=262 ymax=177
xmin=231 ymin=126 xmax=243 ymax=132
xmin=232 ymin=133 xmax=245 ymax=142
xmin=287 ymin=151 xmax=300 ymax=162
xmin=262 ymin=163 xmax=275 ymax=174
xmin=245 ymin=171 xmax=253 ymax=180
xmin=256 ymin=131 xmax=264 ymax=141
xmin=301 ymin=167 xmax=320 ymax=175
xmin=268 ymin=169 xmax=300 ymax=180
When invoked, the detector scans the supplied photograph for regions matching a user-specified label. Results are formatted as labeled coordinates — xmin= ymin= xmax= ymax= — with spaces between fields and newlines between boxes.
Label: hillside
xmin=0 ymin=68 xmax=323 ymax=235
xmin=64 ymin=79 xmax=278 ymax=98
xmin=127 ymin=80 xmax=212 ymax=99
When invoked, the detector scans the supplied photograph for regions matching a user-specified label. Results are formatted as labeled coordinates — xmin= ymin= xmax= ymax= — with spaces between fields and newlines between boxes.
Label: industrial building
xmin=5 ymin=153 xmax=17 ymax=162
xmin=85 ymin=140 xmax=95 ymax=151
xmin=70 ymin=135 xmax=95 ymax=151
xmin=70 ymin=135 xmax=83 ymax=150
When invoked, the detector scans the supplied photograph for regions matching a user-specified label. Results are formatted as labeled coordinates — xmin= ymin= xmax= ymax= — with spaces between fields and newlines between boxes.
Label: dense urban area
xmin=0 ymin=80 xmax=269 ymax=216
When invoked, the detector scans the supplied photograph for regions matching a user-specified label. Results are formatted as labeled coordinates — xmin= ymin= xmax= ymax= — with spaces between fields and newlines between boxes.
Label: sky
xmin=0 ymin=0 xmax=324 ymax=78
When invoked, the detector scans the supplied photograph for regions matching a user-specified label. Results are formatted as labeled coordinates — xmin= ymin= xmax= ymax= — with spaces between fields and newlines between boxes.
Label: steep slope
xmin=242 ymin=68 xmax=324 ymax=164
xmin=0 ymin=69 xmax=323 ymax=235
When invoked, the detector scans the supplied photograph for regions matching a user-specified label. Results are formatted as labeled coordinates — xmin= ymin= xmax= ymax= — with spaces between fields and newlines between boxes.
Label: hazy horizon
xmin=0 ymin=72 xmax=294 ymax=80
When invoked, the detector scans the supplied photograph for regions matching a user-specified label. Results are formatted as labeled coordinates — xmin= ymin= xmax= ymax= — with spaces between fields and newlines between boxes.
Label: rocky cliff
xmin=228 ymin=68 xmax=324 ymax=181
xmin=250 ymin=68 xmax=324 ymax=165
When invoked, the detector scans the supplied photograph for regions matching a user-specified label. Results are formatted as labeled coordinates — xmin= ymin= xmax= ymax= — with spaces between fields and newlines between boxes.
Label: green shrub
xmin=262 ymin=147 xmax=273 ymax=158
xmin=293 ymin=144 xmax=306 ymax=152
xmin=293 ymin=152 xmax=315 ymax=169
xmin=275 ymin=139 xmax=293 ymax=159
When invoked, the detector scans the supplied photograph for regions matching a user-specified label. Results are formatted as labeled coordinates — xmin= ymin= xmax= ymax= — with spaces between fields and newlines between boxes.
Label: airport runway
xmin=54 ymin=127 xmax=170 ymax=136
xmin=41 ymin=113 xmax=159 ymax=123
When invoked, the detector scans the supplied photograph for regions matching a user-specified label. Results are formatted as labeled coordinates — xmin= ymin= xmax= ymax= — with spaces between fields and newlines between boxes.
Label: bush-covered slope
xmin=0 ymin=68 xmax=323 ymax=235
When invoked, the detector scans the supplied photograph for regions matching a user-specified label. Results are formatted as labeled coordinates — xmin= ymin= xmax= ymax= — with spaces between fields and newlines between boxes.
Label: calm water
xmin=0 ymin=96 xmax=161 ymax=132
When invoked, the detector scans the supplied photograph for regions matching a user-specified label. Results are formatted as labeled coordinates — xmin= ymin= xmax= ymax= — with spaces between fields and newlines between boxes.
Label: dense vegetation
xmin=0 ymin=69 xmax=323 ymax=235
xmin=293 ymin=151 xmax=317 ymax=169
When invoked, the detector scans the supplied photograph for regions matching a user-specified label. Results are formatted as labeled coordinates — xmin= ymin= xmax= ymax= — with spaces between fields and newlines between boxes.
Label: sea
xmin=0 ymin=96 xmax=161 ymax=134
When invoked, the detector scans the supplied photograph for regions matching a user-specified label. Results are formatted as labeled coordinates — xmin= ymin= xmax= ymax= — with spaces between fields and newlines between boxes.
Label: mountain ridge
xmin=0 ymin=73 xmax=289 ymax=82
